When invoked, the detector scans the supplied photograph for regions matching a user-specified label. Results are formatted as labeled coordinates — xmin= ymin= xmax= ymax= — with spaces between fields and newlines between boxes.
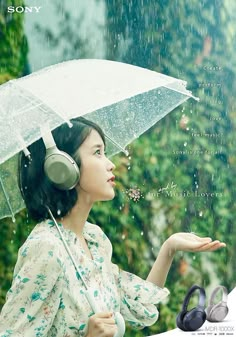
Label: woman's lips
xmin=108 ymin=180 xmax=116 ymax=186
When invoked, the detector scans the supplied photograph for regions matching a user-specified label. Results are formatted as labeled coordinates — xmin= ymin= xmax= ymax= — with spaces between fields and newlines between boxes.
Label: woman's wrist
xmin=161 ymin=237 xmax=176 ymax=258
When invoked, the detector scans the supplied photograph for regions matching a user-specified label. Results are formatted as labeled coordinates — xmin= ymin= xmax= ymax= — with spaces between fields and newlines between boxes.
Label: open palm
xmin=167 ymin=232 xmax=226 ymax=253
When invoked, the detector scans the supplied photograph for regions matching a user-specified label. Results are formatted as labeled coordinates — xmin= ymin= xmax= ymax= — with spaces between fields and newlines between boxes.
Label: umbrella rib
xmin=0 ymin=175 xmax=15 ymax=222
xmin=163 ymin=84 xmax=199 ymax=101
xmin=104 ymin=133 xmax=129 ymax=156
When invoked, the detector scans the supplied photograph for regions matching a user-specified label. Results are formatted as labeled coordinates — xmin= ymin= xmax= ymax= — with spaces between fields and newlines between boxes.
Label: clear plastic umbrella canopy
xmin=0 ymin=59 xmax=198 ymax=220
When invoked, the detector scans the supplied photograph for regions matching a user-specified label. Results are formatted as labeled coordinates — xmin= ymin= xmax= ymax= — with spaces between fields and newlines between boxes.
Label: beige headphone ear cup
xmin=44 ymin=150 xmax=80 ymax=190
xmin=207 ymin=302 xmax=229 ymax=322
xmin=206 ymin=304 xmax=213 ymax=317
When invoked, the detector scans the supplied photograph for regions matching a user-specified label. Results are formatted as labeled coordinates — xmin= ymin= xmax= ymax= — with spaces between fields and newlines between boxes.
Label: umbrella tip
xmin=192 ymin=95 xmax=200 ymax=102
xmin=23 ymin=148 xmax=32 ymax=162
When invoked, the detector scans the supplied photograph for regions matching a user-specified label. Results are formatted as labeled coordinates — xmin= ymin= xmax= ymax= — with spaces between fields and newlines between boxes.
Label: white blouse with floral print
xmin=0 ymin=220 xmax=169 ymax=337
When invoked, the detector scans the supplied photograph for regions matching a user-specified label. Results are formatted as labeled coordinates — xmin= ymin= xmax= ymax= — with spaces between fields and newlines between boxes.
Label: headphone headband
xmin=40 ymin=125 xmax=57 ymax=149
xmin=182 ymin=285 xmax=206 ymax=311
xmin=209 ymin=285 xmax=228 ymax=305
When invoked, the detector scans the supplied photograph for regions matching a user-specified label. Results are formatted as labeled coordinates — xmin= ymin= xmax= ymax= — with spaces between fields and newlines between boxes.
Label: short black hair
xmin=18 ymin=117 xmax=106 ymax=222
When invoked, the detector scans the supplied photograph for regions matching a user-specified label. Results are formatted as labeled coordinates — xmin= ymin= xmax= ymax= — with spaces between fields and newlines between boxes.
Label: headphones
xmin=176 ymin=285 xmax=206 ymax=331
xmin=42 ymin=129 xmax=80 ymax=190
xmin=206 ymin=286 xmax=229 ymax=322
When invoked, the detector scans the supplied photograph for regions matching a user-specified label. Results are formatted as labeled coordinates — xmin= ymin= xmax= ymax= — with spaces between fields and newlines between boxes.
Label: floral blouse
xmin=0 ymin=220 xmax=169 ymax=337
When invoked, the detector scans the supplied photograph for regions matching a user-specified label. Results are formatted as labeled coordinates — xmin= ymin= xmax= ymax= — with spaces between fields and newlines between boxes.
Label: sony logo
xmin=7 ymin=6 xmax=42 ymax=13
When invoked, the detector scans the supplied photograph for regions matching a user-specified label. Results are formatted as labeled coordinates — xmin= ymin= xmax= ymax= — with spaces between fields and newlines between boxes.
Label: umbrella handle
xmin=113 ymin=312 xmax=126 ymax=337
xmin=85 ymin=289 xmax=125 ymax=337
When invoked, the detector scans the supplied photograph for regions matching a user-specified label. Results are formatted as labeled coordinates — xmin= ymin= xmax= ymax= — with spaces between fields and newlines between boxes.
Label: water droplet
xmin=121 ymin=234 xmax=126 ymax=240
xmin=157 ymin=90 xmax=161 ymax=94
xmin=128 ymin=166 xmax=131 ymax=170
xmin=132 ymin=215 xmax=134 ymax=219
xmin=199 ymin=211 xmax=203 ymax=217
xmin=140 ymin=231 xmax=144 ymax=236
xmin=192 ymin=255 xmax=196 ymax=260
xmin=57 ymin=209 xmax=61 ymax=215
xmin=184 ymin=142 xmax=187 ymax=147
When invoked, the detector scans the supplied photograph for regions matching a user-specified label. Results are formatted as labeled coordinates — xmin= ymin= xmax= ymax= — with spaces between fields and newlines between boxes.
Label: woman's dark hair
xmin=18 ymin=117 xmax=106 ymax=221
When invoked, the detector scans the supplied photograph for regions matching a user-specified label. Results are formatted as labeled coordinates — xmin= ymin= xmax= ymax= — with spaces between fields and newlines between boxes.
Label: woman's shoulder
xmin=84 ymin=221 xmax=109 ymax=240
xmin=19 ymin=220 xmax=65 ymax=257
xmin=84 ymin=221 xmax=113 ymax=255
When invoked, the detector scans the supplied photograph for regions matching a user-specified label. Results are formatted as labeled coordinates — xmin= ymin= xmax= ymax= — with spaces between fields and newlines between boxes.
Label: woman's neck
xmin=57 ymin=194 xmax=93 ymax=237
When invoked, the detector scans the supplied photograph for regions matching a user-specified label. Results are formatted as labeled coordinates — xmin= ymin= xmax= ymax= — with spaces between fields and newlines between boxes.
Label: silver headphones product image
xmin=206 ymin=285 xmax=229 ymax=322
xmin=42 ymin=129 xmax=80 ymax=190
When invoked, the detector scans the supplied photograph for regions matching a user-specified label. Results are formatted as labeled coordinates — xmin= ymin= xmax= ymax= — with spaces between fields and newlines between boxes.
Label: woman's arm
xmin=146 ymin=233 xmax=226 ymax=288
xmin=0 ymin=237 xmax=62 ymax=336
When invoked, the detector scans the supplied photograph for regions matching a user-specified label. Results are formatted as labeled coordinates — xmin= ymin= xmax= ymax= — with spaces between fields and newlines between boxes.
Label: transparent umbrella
xmin=0 ymin=59 xmax=198 ymax=220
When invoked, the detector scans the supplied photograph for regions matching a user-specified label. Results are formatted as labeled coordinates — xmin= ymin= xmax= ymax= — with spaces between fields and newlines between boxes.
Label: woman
xmin=0 ymin=117 xmax=225 ymax=337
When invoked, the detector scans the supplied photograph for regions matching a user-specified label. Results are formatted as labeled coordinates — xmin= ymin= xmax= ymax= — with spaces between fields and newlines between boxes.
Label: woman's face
xmin=77 ymin=129 xmax=116 ymax=203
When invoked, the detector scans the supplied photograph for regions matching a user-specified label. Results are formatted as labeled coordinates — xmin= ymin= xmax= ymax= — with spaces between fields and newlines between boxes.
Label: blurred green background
xmin=0 ymin=0 xmax=236 ymax=336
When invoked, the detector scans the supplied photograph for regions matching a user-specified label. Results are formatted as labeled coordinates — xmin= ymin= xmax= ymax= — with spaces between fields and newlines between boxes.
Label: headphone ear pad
xmin=176 ymin=311 xmax=187 ymax=331
xmin=207 ymin=303 xmax=229 ymax=322
xmin=183 ymin=308 xmax=206 ymax=331
xmin=44 ymin=151 xmax=80 ymax=190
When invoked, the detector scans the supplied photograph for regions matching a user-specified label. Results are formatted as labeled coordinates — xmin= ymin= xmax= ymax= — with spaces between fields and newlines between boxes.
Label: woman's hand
xmin=85 ymin=312 xmax=117 ymax=337
xmin=165 ymin=232 xmax=226 ymax=256
xmin=147 ymin=233 xmax=226 ymax=288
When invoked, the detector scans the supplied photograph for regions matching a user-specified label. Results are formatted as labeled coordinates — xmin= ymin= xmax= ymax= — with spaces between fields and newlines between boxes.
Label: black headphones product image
xmin=176 ymin=285 xmax=206 ymax=331
xmin=42 ymin=129 xmax=80 ymax=190
xmin=206 ymin=285 xmax=229 ymax=322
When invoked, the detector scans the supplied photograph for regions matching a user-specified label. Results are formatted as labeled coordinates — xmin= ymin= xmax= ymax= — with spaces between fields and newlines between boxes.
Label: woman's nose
xmin=108 ymin=158 xmax=116 ymax=171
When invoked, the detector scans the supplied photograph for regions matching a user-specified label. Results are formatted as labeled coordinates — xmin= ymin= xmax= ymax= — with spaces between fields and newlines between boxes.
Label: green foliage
xmin=0 ymin=0 xmax=28 ymax=83
xmin=102 ymin=0 xmax=236 ymax=335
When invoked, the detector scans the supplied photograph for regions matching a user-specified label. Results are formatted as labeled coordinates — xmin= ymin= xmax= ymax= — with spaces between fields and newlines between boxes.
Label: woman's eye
xmin=95 ymin=149 xmax=107 ymax=156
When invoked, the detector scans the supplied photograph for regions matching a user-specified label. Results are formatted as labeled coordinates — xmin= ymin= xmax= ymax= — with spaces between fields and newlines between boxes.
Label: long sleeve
xmin=0 ymin=237 xmax=63 ymax=337
xmin=111 ymin=263 xmax=169 ymax=329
